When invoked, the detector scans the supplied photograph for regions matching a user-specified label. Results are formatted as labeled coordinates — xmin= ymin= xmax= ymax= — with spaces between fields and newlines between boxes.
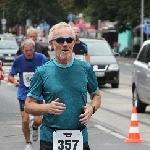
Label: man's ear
xmin=49 ymin=41 xmax=54 ymax=49
xmin=49 ymin=40 xmax=52 ymax=45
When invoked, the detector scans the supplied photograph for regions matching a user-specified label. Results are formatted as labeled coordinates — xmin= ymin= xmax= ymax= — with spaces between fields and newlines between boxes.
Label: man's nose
xmin=63 ymin=41 xmax=68 ymax=45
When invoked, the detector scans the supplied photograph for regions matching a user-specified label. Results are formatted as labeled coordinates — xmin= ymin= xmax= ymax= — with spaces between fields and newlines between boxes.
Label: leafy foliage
xmin=0 ymin=0 xmax=66 ymax=26
xmin=1 ymin=0 xmax=150 ymax=32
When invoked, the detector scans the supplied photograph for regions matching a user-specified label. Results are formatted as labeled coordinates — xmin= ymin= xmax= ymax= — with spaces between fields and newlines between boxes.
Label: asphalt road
xmin=1 ymin=56 xmax=150 ymax=150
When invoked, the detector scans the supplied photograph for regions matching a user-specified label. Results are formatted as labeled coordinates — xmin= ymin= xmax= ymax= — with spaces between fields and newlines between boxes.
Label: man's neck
xmin=75 ymin=40 xmax=80 ymax=44
xmin=55 ymin=57 xmax=72 ymax=65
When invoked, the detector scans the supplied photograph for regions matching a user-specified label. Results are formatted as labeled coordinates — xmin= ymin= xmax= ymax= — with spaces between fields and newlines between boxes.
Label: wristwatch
xmin=91 ymin=105 xmax=95 ymax=114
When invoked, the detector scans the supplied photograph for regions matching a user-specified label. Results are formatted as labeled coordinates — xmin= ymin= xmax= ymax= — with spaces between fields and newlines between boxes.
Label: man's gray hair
xmin=48 ymin=22 xmax=75 ymax=41
xmin=27 ymin=27 xmax=37 ymax=35
xmin=21 ymin=38 xmax=35 ymax=48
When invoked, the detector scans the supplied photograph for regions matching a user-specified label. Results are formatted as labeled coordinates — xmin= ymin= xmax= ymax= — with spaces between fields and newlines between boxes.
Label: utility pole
xmin=140 ymin=0 xmax=144 ymax=46
xmin=3 ymin=7 xmax=4 ymax=19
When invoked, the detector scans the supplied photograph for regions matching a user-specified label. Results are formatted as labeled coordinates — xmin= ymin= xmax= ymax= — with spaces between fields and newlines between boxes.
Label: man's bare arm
xmin=8 ymin=74 xmax=19 ymax=87
xmin=25 ymin=96 xmax=66 ymax=116
xmin=79 ymin=89 xmax=101 ymax=125
xmin=90 ymin=89 xmax=101 ymax=113
xmin=85 ymin=52 xmax=90 ymax=63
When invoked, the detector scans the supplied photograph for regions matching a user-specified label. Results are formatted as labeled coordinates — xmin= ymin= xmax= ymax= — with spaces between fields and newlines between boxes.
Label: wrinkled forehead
xmin=53 ymin=26 xmax=74 ymax=38
xmin=27 ymin=31 xmax=37 ymax=37
xmin=73 ymin=27 xmax=80 ymax=32
xmin=23 ymin=43 xmax=34 ymax=49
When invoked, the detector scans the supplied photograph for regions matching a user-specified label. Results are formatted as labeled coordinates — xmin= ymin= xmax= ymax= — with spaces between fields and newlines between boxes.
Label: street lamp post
xmin=1 ymin=6 xmax=6 ymax=34
xmin=140 ymin=0 xmax=144 ymax=46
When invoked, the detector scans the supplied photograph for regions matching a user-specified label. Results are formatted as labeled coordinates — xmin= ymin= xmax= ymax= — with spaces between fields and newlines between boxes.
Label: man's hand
xmin=47 ymin=98 xmax=66 ymax=115
xmin=14 ymin=79 xmax=19 ymax=87
xmin=79 ymin=105 xmax=93 ymax=125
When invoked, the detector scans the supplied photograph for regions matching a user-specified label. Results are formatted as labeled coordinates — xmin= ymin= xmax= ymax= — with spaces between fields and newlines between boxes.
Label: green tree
xmin=2 ymin=0 xmax=66 ymax=26
xmin=1 ymin=0 xmax=150 ymax=33
xmin=58 ymin=0 xmax=150 ymax=32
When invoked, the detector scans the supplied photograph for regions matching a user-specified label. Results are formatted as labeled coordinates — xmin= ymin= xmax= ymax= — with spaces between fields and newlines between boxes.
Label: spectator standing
xmin=73 ymin=26 xmax=90 ymax=63
xmin=133 ymin=32 xmax=141 ymax=53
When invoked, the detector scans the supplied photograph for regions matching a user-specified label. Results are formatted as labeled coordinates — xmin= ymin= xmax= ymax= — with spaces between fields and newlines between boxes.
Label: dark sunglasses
xmin=52 ymin=37 xmax=74 ymax=44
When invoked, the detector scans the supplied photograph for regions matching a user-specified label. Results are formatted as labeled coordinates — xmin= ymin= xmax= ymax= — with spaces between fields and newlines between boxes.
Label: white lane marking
xmin=94 ymin=124 xmax=125 ymax=139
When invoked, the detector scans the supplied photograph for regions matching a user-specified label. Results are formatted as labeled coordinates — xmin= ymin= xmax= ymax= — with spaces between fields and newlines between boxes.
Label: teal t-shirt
xmin=27 ymin=58 xmax=99 ymax=143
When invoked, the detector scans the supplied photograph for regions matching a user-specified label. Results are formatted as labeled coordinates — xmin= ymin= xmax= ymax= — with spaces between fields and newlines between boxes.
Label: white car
xmin=0 ymin=40 xmax=19 ymax=62
xmin=132 ymin=40 xmax=150 ymax=113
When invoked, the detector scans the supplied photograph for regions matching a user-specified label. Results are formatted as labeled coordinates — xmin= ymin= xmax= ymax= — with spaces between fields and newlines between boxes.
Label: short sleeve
xmin=27 ymin=68 xmax=43 ymax=100
xmin=9 ymin=59 xmax=19 ymax=75
xmin=82 ymin=42 xmax=88 ymax=53
xmin=42 ymin=54 xmax=48 ymax=64
xmin=87 ymin=65 xmax=99 ymax=95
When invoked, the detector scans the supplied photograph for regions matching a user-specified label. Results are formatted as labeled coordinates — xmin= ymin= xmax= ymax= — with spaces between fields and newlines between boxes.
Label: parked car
xmin=81 ymin=38 xmax=119 ymax=88
xmin=132 ymin=40 xmax=150 ymax=113
xmin=0 ymin=37 xmax=16 ymax=41
xmin=0 ymin=40 xmax=19 ymax=62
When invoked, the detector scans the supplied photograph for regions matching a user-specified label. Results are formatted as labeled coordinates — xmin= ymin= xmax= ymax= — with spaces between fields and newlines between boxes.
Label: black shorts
xmin=40 ymin=140 xmax=90 ymax=150
xmin=19 ymin=100 xmax=43 ymax=111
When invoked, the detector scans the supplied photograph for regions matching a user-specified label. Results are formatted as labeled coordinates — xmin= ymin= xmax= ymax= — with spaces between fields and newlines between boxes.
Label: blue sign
xmin=40 ymin=23 xmax=50 ymax=30
xmin=144 ymin=25 xmax=150 ymax=34
xmin=67 ymin=14 xmax=74 ymax=22
xmin=144 ymin=18 xmax=150 ymax=24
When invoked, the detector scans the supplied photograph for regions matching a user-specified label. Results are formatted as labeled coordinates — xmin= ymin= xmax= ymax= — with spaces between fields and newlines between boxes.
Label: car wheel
xmin=111 ymin=82 xmax=119 ymax=88
xmin=132 ymin=86 xmax=147 ymax=113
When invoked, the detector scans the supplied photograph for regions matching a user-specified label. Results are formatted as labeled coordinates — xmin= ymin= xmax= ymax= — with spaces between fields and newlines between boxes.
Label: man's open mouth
xmin=62 ymin=50 xmax=68 ymax=52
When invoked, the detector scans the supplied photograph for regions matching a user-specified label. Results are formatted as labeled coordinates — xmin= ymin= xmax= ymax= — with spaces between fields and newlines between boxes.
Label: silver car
xmin=0 ymin=40 xmax=19 ymax=62
xmin=132 ymin=40 xmax=150 ymax=113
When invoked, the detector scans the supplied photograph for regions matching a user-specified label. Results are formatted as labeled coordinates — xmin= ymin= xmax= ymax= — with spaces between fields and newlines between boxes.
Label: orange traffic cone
xmin=125 ymin=107 xmax=144 ymax=143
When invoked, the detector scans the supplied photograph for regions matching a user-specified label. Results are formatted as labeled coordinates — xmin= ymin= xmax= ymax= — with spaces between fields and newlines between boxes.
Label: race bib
xmin=74 ymin=55 xmax=85 ymax=61
xmin=23 ymin=72 xmax=34 ymax=87
xmin=53 ymin=130 xmax=83 ymax=150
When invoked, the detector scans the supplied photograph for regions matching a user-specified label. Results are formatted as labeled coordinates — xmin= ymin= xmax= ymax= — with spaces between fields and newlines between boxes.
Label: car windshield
xmin=1 ymin=37 xmax=15 ymax=41
xmin=83 ymin=40 xmax=113 ymax=56
xmin=0 ymin=41 xmax=18 ymax=49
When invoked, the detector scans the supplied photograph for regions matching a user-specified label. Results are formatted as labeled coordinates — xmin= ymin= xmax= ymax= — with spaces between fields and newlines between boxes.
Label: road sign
xmin=40 ymin=23 xmax=50 ymax=30
xmin=144 ymin=24 xmax=150 ymax=34
xmin=1 ymin=19 xmax=6 ymax=24
xmin=67 ymin=14 xmax=74 ymax=22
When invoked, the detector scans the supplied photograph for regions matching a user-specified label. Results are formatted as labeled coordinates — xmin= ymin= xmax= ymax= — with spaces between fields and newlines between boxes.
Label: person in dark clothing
xmin=72 ymin=27 xmax=90 ymax=63
xmin=16 ymin=28 xmax=50 ymax=61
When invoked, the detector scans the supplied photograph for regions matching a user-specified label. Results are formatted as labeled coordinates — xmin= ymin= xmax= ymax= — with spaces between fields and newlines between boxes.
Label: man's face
xmin=27 ymin=31 xmax=37 ymax=42
xmin=73 ymin=27 xmax=80 ymax=41
xmin=23 ymin=44 xmax=34 ymax=59
xmin=50 ymin=27 xmax=75 ymax=61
